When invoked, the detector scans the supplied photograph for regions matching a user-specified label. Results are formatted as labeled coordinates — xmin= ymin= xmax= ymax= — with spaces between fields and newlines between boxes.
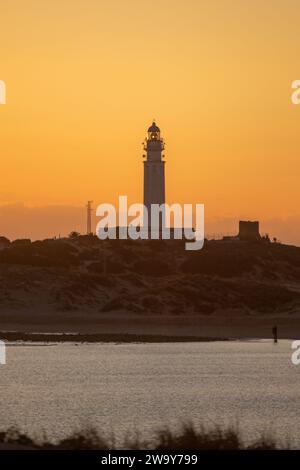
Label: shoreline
xmin=0 ymin=313 xmax=299 ymax=341
xmin=0 ymin=331 xmax=232 ymax=343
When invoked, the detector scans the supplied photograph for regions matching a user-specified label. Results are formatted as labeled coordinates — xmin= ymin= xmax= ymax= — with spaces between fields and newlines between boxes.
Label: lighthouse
xmin=143 ymin=121 xmax=165 ymax=232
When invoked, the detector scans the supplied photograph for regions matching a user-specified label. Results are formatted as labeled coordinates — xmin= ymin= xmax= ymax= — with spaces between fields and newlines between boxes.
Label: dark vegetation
xmin=0 ymin=235 xmax=299 ymax=315
xmin=0 ymin=423 xmax=286 ymax=449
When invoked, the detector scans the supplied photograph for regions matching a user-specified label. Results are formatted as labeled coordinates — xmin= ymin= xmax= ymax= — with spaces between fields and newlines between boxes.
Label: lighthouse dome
xmin=148 ymin=122 xmax=160 ymax=133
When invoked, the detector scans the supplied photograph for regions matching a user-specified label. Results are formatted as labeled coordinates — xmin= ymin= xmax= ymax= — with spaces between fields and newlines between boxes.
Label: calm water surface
xmin=0 ymin=340 xmax=299 ymax=447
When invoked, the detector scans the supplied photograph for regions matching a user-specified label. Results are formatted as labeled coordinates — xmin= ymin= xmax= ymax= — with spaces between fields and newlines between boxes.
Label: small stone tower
xmin=239 ymin=221 xmax=261 ymax=241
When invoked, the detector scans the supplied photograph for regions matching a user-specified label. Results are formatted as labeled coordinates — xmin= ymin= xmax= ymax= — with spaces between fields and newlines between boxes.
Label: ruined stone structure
xmin=238 ymin=221 xmax=261 ymax=241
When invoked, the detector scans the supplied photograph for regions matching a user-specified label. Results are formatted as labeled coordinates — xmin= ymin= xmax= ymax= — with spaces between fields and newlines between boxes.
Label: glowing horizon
xmin=1 ymin=0 xmax=300 ymax=243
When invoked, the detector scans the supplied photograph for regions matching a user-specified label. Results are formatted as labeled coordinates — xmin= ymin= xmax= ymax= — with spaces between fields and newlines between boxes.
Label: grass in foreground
xmin=0 ymin=423 xmax=287 ymax=450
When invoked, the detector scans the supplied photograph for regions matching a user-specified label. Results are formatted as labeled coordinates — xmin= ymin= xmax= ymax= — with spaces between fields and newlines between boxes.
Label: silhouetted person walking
xmin=272 ymin=325 xmax=278 ymax=343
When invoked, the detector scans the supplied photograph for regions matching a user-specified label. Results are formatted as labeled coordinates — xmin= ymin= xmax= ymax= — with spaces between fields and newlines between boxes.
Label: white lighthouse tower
xmin=143 ymin=121 xmax=165 ymax=233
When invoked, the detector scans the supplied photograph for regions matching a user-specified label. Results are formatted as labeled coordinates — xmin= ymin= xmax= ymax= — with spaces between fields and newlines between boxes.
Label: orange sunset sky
xmin=0 ymin=0 xmax=300 ymax=244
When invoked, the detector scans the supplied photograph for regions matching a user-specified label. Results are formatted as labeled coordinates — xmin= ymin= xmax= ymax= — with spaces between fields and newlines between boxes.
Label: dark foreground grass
xmin=0 ymin=423 xmax=287 ymax=450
